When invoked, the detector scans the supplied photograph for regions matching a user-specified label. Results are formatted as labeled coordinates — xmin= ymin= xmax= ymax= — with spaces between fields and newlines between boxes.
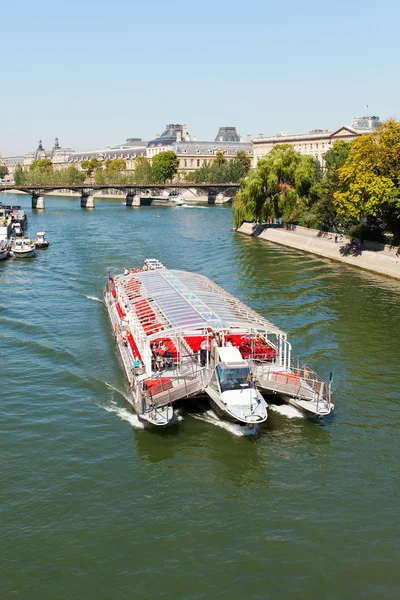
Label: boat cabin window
xmin=216 ymin=364 xmax=251 ymax=392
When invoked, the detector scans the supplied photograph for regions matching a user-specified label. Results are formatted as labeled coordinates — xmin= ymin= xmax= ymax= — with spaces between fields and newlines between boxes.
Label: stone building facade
xmin=147 ymin=124 xmax=252 ymax=173
xmin=252 ymin=116 xmax=382 ymax=167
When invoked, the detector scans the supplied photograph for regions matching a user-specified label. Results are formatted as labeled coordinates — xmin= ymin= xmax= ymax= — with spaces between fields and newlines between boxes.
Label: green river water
xmin=1 ymin=194 xmax=399 ymax=599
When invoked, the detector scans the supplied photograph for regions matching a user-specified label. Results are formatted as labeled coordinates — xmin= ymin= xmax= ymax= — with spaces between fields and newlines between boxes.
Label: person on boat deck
xmin=155 ymin=352 xmax=164 ymax=372
xmin=163 ymin=350 xmax=173 ymax=369
xmin=124 ymin=267 xmax=129 ymax=275
xmin=200 ymin=339 xmax=210 ymax=366
xmin=159 ymin=341 xmax=167 ymax=352
xmin=226 ymin=337 xmax=233 ymax=347
xmin=247 ymin=372 xmax=255 ymax=388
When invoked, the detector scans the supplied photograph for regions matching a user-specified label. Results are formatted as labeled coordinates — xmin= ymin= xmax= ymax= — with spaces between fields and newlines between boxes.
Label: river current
xmin=1 ymin=194 xmax=399 ymax=599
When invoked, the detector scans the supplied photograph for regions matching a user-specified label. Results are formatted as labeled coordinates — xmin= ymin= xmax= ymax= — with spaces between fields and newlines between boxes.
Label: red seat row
xmin=143 ymin=377 xmax=172 ymax=397
xmin=115 ymin=302 xmax=125 ymax=319
xmin=184 ymin=336 xmax=206 ymax=353
xmin=125 ymin=330 xmax=142 ymax=362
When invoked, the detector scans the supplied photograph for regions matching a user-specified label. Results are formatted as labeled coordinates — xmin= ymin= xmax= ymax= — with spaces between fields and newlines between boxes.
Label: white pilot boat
xmin=205 ymin=346 xmax=267 ymax=424
xmin=104 ymin=259 xmax=332 ymax=426
xmin=10 ymin=237 xmax=36 ymax=258
xmin=34 ymin=231 xmax=49 ymax=248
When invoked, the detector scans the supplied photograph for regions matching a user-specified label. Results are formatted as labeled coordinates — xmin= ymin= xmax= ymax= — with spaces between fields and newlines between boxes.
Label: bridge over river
xmin=0 ymin=183 xmax=241 ymax=209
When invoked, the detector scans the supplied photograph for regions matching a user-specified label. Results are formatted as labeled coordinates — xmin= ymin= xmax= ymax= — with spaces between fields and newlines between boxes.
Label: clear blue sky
xmin=1 ymin=0 xmax=399 ymax=156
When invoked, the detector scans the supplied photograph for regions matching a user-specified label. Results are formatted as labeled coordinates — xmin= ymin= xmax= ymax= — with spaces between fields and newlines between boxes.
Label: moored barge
xmin=104 ymin=259 xmax=333 ymax=426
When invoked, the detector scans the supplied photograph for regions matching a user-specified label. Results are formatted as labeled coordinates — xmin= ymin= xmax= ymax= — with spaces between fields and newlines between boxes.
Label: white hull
xmin=205 ymin=386 xmax=268 ymax=425
xmin=104 ymin=292 xmax=175 ymax=426
xmin=281 ymin=395 xmax=334 ymax=419
xmin=11 ymin=249 xmax=36 ymax=258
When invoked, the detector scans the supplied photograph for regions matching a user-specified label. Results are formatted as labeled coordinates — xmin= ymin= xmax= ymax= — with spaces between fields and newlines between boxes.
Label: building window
xmin=197 ymin=159 xmax=200 ymax=167
xmin=184 ymin=160 xmax=187 ymax=168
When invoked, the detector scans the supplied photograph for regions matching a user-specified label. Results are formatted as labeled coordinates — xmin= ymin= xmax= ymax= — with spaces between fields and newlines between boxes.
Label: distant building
xmin=147 ymin=124 xmax=252 ymax=172
xmin=252 ymin=116 xmax=383 ymax=167
xmin=68 ymin=138 xmax=146 ymax=173
xmin=0 ymin=137 xmax=147 ymax=180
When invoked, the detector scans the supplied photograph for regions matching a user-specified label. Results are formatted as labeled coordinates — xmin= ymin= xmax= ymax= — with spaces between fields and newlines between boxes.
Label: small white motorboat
xmin=10 ymin=237 xmax=36 ymax=258
xmin=34 ymin=231 xmax=49 ymax=248
xmin=0 ymin=239 xmax=10 ymax=261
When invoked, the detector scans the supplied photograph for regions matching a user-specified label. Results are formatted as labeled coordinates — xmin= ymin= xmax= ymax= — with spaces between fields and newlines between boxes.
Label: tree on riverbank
xmin=0 ymin=165 xmax=9 ymax=180
xmin=94 ymin=159 xmax=130 ymax=184
xmin=312 ymin=140 xmax=351 ymax=227
xmin=13 ymin=163 xmax=85 ymax=186
xmin=233 ymin=145 xmax=319 ymax=228
xmin=134 ymin=156 xmax=152 ymax=184
xmin=81 ymin=158 xmax=102 ymax=178
xmin=334 ymin=119 xmax=400 ymax=237
xmin=189 ymin=150 xmax=251 ymax=184
xmin=151 ymin=151 xmax=179 ymax=183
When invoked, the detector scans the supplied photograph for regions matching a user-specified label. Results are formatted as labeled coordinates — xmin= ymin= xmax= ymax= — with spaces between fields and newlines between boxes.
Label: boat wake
xmin=182 ymin=205 xmax=208 ymax=209
xmin=269 ymin=404 xmax=304 ymax=419
xmin=191 ymin=409 xmax=258 ymax=436
xmin=84 ymin=295 xmax=103 ymax=303
xmin=101 ymin=400 xmax=146 ymax=429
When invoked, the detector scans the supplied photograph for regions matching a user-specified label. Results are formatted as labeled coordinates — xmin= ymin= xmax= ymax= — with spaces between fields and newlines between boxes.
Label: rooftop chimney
xmin=247 ymin=134 xmax=251 ymax=143
xmin=156 ymin=133 xmax=160 ymax=139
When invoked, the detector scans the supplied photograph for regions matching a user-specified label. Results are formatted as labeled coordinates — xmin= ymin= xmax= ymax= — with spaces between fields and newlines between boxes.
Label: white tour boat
xmin=34 ymin=231 xmax=49 ymax=248
xmin=104 ymin=259 xmax=333 ymax=426
xmin=10 ymin=238 xmax=36 ymax=258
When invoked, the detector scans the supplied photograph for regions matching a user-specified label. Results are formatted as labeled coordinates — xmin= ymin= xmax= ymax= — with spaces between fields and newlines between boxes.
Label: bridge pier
xmin=126 ymin=194 xmax=141 ymax=207
xmin=32 ymin=195 xmax=45 ymax=210
xmin=81 ymin=194 xmax=95 ymax=209
xmin=215 ymin=193 xmax=231 ymax=204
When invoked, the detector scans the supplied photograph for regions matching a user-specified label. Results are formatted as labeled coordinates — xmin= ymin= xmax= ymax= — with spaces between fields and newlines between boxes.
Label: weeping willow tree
xmin=233 ymin=144 xmax=320 ymax=228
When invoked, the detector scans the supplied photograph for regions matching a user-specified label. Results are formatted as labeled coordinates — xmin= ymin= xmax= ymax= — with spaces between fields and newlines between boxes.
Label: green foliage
xmin=214 ymin=150 xmax=227 ymax=166
xmin=334 ymin=120 xmax=400 ymax=235
xmin=313 ymin=140 xmax=351 ymax=227
xmin=134 ymin=156 xmax=153 ymax=184
xmin=105 ymin=158 xmax=126 ymax=172
xmin=0 ymin=165 xmax=9 ymax=179
xmin=29 ymin=158 xmax=53 ymax=173
xmin=151 ymin=151 xmax=179 ymax=183
xmin=13 ymin=164 xmax=25 ymax=185
xmin=193 ymin=150 xmax=251 ymax=184
xmin=233 ymin=145 xmax=320 ymax=228
xmin=229 ymin=151 xmax=251 ymax=181
xmin=65 ymin=165 xmax=85 ymax=185
xmin=81 ymin=158 xmax=102 ymax=176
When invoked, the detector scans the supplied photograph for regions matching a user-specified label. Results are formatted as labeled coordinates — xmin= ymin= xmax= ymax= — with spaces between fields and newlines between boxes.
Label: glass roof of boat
xmin=117 ymin=267 xmax=286 ymax=337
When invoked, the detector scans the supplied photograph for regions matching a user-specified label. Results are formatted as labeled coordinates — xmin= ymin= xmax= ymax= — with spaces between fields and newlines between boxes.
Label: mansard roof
xmin=173 ymin=141 xmax=252 ymax=155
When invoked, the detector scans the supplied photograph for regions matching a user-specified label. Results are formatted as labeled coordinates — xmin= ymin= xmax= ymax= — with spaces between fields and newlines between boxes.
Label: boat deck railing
xmin=136 ymin=362 xmax=210 ymax=412
xmin=253 ymin=356 xmax=332 ymax=412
